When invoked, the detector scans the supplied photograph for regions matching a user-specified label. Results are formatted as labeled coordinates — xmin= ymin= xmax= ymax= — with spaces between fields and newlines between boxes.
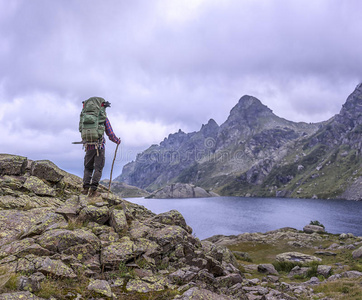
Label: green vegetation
xmin=310 ymin=220 xmax=325 ymax=228
xmin=314 ymin=280 xmax=362 ymax=300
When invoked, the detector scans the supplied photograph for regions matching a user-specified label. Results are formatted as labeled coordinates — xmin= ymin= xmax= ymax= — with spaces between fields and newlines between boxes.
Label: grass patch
xmin=0 ymin=268 xmax=18 ymax=293
xmin=314 ymin=279 xmax=362 ymax=300
xmin=66 ymin=218 xmax=89 ymax=230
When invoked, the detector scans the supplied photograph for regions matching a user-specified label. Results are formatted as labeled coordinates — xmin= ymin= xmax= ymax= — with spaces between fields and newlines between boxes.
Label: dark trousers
xmin=83 ymin=148 xmax=105 ymax=191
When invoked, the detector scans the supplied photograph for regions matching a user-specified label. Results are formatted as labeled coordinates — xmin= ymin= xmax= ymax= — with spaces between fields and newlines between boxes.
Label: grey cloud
xmin=1 ymin=0 xmax=361 ymax=178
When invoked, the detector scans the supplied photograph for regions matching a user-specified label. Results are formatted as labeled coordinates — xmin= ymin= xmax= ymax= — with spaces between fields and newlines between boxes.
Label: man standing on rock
xmin=79 ymin=98 xmax=121 ymax=197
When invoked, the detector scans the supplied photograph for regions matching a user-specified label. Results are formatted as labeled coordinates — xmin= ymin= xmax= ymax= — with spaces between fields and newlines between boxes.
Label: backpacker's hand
xmin=117 ymin=138 xmax=121 ymax=145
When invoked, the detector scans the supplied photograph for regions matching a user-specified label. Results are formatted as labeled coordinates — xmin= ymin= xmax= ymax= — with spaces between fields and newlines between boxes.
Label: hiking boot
xmin=89 ymin=189 xmax=100 ymax=198
xmin=81 ymin=188 xmax=89 ymax=195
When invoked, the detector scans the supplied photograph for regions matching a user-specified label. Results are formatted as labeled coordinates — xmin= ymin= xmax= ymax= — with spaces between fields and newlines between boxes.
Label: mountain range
xmin=116 ymin=84 xmax=362 ymax=200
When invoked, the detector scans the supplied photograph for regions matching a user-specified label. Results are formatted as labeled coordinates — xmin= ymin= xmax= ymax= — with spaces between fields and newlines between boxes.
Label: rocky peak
xmin=200 ymin=118 xmax=219 ymax=137
xmin=336 ymin=82 xmax=362 ymax=124
xmin=160 ymin=129 xmax=189 ymax=148
xmin=310 ymin=83 xmax=362 ymax=149
xmin=220 ymin=95 xmax=275 ymax=137
xmin=229 ymin=95 xmax=273 ymax=120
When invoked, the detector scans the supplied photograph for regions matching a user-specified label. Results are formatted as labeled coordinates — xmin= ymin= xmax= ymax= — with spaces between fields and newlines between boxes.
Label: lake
xmin=126 ymin=197 xmax=362 ymax=240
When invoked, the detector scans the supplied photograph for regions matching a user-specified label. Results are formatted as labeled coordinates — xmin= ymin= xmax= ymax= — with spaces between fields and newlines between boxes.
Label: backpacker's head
xmin=82 ymin=97 xmax=111 ymax=109
xmin=102 ymin=101 xmax=111 ymax=108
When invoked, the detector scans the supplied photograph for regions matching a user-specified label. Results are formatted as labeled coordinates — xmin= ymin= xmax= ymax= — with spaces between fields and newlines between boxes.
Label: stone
xmin=55 ymin=196 xmax=87 ymax=220
xmin=303 ymin=225 xmax=325 ymax=234
xmin=109 ymin=208 xmax=128 ymax=234
xmin=352 ymin=246 xmax=362 ymax=259
xmin=196 ymin=269 xmax=215 ymax=284
xmin=303 ymin=276 xmax=320 ymax=285
xmin=126 ymin=278 xmax=166 ymax=293
xmin=340 ymin=270 xmax=362 ymax=278
xmin=288 ymin=266 xmax=310 ymax=278
xmin=23 ymin=176 xmax=56 ymax=197
xmin=201 ymin=240 xmax=238 ymax=268
xmin=317 ymin=265 xmax=332 ymax=277
xmin=87 ymin=279 xmax=113 ymax=298
xmin=38 ymin=257 xmax=77 ymax=278
xmin=275 ymin=252 xmax=322 ymax=264
xmin=149 ymin=210 xmax=189 ymax=232
xmin=266 ymin=275 xmax=279 ymax=283
xmin=17 ymin=272 xmax=45 ymax=292
xmin=0 ymin=154 xmax=27 ymax=176
xmin=36 ymin=229 xmax=100 ymax=254
xmin=243 ymin=285 xmax=269 ymax=295
xmin=314 ymin=251 xmax=337 ymax=256
xmin=31 ymin=160 xmax=64 ymax=183
xmin=215 ymin=273 xmax=243 ymax=287
xmin=178 ymin=287 xmax=230 ymax=300
xmin=22 ymin=213 xmax=68 ymax=238
xmin=257 ymin=264 xmax=279 ymax=275
xmin=101 ymin=237 xmax=140 ymax=269
xmin=149 ymin=225 xmax=189 ymax=251
xmin=79 ymin=205 xmax=109 ymax=224
xmin=339 ymin=233 xmax=348 ymax=239
xmin=0 ymin=291 xmax=43 ymax=300
xmin=169 ymin=268 xmax=197 ymax=284
xmin=0 ymin=208 xmax=52 ymax=247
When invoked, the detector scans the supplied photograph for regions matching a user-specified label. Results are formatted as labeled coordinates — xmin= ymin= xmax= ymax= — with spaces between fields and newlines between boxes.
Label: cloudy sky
xmin=0 ymin=0 xmax=361 ymax=179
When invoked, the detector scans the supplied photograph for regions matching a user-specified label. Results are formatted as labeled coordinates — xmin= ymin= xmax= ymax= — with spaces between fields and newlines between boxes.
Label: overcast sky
xmin=0 ymin=0 xmax=361 ymax=179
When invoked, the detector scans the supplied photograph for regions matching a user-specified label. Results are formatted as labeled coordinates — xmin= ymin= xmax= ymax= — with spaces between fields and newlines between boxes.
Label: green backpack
xmin=79 ymin=97 xmax=107 ymax=144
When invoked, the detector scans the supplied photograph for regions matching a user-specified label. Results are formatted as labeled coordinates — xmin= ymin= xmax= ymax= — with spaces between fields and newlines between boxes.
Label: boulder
xmin=126 ymin=277 xmax=169 ymax=293
xmin=148 ymin=225 xmax=190 ymax=251
xmin=101 ymin=237 xmax=140 ymax=269
xmin=38 ymin=257 xmax=77 ymax=278
xmin=169 ymin=268 xmax=198 ymax=284
xmin=22 ymin=213 xmax=68 ymax=238
xmin=303 ymin=225 xmax=325 ymax=234
xmin=0 ymin=154 xmax=27 ymax=176
xmin=214 ymin=273 xmax=243 ymax=288
xmin=23 ymin=176 xmax=56 ymax=197
xmin=0 ymin=208 xmax=53 ymax=247
xmin=257 ymin=264 xmax=279 ymax=275
xmin=36 ymin=229 xmax=100 ymax=254
xmin=0 ymin=291 xmax=43 ymax=300
xmin=31 ymin=160 xmax=64 ymax=183
xmin=275 ymin=252 xmax=322 ymax=264
xmin=317 ymin=265 xmax=332 ymax=277
xmin=79 ymin=205 xmax=109 ymax=225
xmin=178 ymin=287 xmax=231 ymax=300
xmin=87 ymin=279 xmax=113 ymax=298
xmin=288 ymin=266 xmax=310 ymax=278
xmin=110 ymin=208 xmax=128 ymax=234
xmin=149 ymin=210 xmax=189 ymax=232
xmin=352 ymin=246 xmax=362 ymax=259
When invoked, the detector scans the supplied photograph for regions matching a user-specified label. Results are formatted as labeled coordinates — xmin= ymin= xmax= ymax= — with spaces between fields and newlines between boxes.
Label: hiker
xmin=79 ymin=97 xmax=121 ymax=197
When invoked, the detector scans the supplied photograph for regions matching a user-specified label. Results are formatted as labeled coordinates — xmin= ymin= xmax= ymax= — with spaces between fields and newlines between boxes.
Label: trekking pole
xmin=107 ymin=142 xmax=120 ymax=198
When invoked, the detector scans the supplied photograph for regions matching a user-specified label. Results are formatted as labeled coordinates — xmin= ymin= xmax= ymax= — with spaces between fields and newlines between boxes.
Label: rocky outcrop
xmin=147 ymin=183 xmax=219 ymax=199
xmin=0 ymin=155 xmax=243 ymax=299
xmin=117 ymin=85 xmax=362 ymax=200
xmin=303 ymin=225 xmax=325 ymax=234
xmin=1 ymin=155 xmax=362 ymax=298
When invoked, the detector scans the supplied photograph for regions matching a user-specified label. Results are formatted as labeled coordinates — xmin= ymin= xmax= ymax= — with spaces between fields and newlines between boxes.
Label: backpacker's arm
xmin=104 ymin=118 xmax=121 ymax=145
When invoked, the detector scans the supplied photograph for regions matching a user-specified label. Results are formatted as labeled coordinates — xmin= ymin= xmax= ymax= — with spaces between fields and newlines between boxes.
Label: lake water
xmin=126 ymin=197 xmax=362 ymax=240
